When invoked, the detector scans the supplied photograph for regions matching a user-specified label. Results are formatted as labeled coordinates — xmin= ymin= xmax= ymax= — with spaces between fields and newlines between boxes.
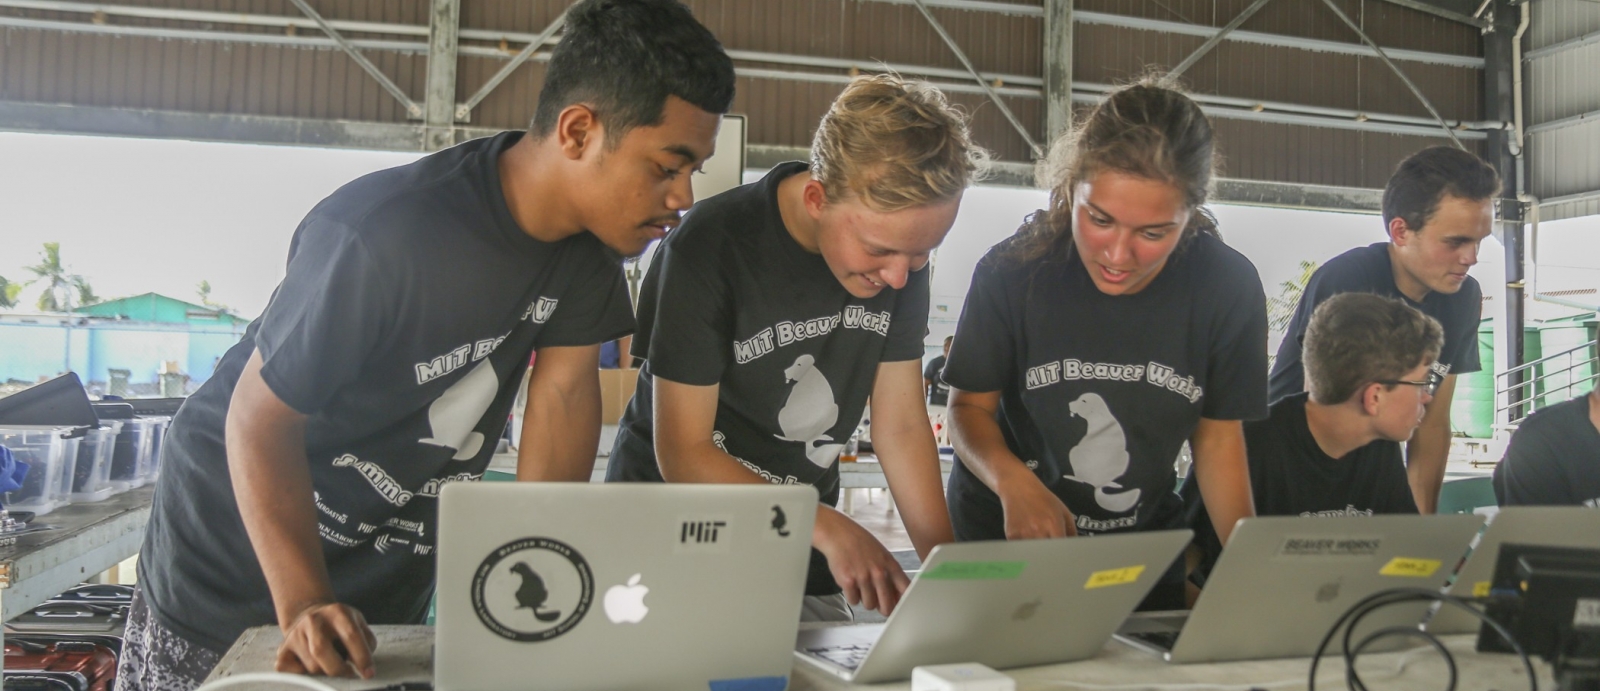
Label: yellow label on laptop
xmin=1379 ymin=557 xmax=1442 ymax=578
xmin=1085 ymin=565 xmax=1146 ymax=589
xmin=921 ymin=561 xmax=1026 ymax=580
xmin=1473 ymin=581 xmax=1491 ymax=597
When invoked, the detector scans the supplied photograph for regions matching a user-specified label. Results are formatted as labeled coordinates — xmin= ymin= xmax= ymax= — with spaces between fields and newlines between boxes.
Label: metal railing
xmin=1497 ymin=338 xmax=1599 ymax=425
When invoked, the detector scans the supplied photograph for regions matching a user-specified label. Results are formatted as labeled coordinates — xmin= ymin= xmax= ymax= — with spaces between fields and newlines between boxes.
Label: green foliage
xmin=25 ymin=242 xmax=96 ymax=312
xmin=0 ymin=275 xmax=19 ymax=309
xmin=196 ymin=279 xmax=233 ymax=315
xmin=1267 ymin=260 xmax=1319 ymax=333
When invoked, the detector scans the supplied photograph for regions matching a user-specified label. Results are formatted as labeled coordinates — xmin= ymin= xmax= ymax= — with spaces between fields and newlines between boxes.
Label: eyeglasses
xmin=1378 ymin=371 xmax=1442 ymax=397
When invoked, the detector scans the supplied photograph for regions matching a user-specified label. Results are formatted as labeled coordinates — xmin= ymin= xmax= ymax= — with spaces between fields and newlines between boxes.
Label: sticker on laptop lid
xmin=921 ymin=560 xmax=1026 ymax=580
xmin=1574 ymin=599 xmax=1600 ymax=628
xmin=471 ymin=537 xmax=594 ymax=643
xmin=1276 ymin=536 xmax=1382 ymax=558
xmin=709 ymin=676 xmax=787 ymax=691
xmin=1473 ymin=580 xmax=1491 ymax=598
xmin=675 ymin=514 xmax=733 ymax=554
xmin=1379 ymin=557 xmax=1442 ymax=578
xmin=1085 ymin=565 xmax=1146 ymax=589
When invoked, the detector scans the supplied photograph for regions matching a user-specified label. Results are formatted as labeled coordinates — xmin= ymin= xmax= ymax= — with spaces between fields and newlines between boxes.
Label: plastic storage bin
xmin=139 ymin=416 xmax=171 ymax=484
xmin=68 ymin=421 xmax=121 ymax=503
xmin=1 ymin=426 xmax=78 ymax=516
xmin=107 ymin=418 xmax=160 ymax=492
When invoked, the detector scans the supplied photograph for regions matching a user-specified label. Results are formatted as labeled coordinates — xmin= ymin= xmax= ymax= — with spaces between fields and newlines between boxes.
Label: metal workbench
xmin=0 ymin=486 xmax=153 ymax=634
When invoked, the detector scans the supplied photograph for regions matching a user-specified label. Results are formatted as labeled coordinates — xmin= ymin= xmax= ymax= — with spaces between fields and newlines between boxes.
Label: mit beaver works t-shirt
xmin=1186 ymin=392 xmax=1418 ymax=581
xmin=1493 ymin=393 xmax=1600 ymax=508
xmin=1270 ymin=242 xmax=1482 ymax=403
xmin=140 ymin=132 xmax=633 ymax=652
xmin=942 ymin=232 xmax=1269 ymax=540
xmin=606 ymin=162 xmax=930 ymax=594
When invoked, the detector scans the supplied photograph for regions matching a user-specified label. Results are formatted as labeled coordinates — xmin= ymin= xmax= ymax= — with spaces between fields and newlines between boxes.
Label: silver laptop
xmin=796 ymin=530 xmax=1192 ymax=684
xmin=1427 ymin=506 xmax=1600 ymax=634
xmin=1116 ymin=514 xmax=1484 ymax=663
xmin=435 ymin=482 xmax=817 ymax=691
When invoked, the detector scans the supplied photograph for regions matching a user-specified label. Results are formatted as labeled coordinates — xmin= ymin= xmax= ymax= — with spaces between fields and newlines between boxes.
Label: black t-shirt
xmin=1494 ymin=394 xmax=1600 ymax=507
xmin=925 ymin=355 xmax=950 ymax=406
xmin=1187 ymin=392 xmax=1419 ymax=579
xmin=942 ymin=232 xmax=1269 ymax=541
xmin=1269 ymin=243 xmax=1482 ymax=403
xmin=139 ymin=132 xmax=634 ymax=652
xmin=606 ymin=161 xmax=930 ymax=595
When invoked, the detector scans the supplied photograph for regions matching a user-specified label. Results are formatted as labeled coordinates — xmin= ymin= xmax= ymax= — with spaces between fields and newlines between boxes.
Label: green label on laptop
xmin=921 ymin=560 xmax=1026 ymax=580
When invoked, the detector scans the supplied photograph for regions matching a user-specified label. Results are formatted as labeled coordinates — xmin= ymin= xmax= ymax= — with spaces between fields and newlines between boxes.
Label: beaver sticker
xmin=471 ymin=537 xmax=594 ymax=642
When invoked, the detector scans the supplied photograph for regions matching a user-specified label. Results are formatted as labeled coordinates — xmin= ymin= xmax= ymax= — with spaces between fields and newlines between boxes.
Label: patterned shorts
xmin=113 ymin=589 xmax=224 ymax=691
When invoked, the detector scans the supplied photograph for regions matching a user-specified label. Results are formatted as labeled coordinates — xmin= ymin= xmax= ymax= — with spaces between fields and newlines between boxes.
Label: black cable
xmin=1346 ymin=626 xmax=1457 ymax=691
xmin=1308 ymin=588 xmax=1538 ymax=691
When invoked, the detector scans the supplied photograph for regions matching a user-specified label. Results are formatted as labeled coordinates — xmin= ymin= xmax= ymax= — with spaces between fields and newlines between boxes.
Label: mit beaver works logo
xmin=471 ymin=537 xmax=594 ymax=642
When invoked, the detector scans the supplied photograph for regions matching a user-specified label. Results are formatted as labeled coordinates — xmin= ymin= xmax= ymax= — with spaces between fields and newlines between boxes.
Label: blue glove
xmin=0 ymin=445 xmax=29 ymax=496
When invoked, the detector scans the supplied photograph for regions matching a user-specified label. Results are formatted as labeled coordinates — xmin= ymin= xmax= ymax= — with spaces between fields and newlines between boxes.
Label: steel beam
xmin=1371 ymin=0 xmax=1491 ymax=29
xmin=1166 ymin=0 xmax=1275 ymax=82
xmin=1042 ymin=0 xmax=1072 ymax=143
xmin=286 ymin=0 xmax=421 ymax=119
xmin=1074 ymin=9 xmax=1484 ymax=68
xmin=1317 ymin=0 xmax=1466 ymax=149
xmin=0 ymin=0 xmax=1483 ymax=70
xmin=1526 ymin=109 xmax=1600 ymax=135
xmin=423 ymin=0 xmax=460 ymax=150
xmin=1484 ymin=0 xmax=1526 ymax=418
xmin=0 ymin=100 xmax=499 ymax=151
xmin=455 ymin=11 xmax=567 ymax=124
xmin=1525 ymin=28 xmax=1600 ymax=60
xmin=910 ymin=0 xmax=1042 ymax=158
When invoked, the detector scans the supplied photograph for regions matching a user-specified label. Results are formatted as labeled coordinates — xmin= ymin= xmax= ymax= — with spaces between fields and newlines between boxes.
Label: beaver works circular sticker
xmin=471 ymin=537 xmax=594 ymax=642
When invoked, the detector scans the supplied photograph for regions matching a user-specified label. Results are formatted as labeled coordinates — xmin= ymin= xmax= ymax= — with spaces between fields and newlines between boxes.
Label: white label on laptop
xmin=675 ymin=514 xmax=733 ymax=554
xmin=1575 ymin=599 xmax=1600 ymax=629
xmin=1276 ymin=536 xmax=1382 ymax=558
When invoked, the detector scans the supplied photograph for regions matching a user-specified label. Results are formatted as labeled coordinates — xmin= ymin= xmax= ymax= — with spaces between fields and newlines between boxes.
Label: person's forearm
xmin=226 ymin=404 xmax=333 ymax=625
xmin=1191 ymin=421 xmax=1255 ymax=546
xmin=518 ymin=377 xmax=602 ymax=482
xmin=871 ymin=415 xmax=953 ymax=559
xmin=1406 ymin=422 xmax=1451 ymax=514
xmin=948 ymin=402 xmax=1032 ymax=495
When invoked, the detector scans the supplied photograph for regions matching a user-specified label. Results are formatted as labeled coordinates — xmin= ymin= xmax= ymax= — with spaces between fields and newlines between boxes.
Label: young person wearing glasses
xmin=1187 ymin=293 xmax=1442 ymax=583
xmin=1266 ymin=146 xmax=1499 ymax=513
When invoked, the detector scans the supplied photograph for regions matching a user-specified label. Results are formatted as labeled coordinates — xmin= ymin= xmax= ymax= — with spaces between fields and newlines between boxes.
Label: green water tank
xmin=1451 ymin=325 xmax=1544 ymax=439
xmin=1534 ymin=317 xmax=1598 ymax=407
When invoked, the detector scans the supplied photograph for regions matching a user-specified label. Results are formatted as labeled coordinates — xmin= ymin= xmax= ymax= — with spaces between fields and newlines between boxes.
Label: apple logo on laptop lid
xmin=472 ymin=537 xmax=595 ymax=642
xmin=604 ymin=573 xmax=650 ymax=624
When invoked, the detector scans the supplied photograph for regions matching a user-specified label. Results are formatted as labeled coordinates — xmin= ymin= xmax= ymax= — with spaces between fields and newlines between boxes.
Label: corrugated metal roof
xmin=0 ymin=0 xmax=1502 ymax=194
xmin=1527 ymin=0 xmax=1600 ymax=221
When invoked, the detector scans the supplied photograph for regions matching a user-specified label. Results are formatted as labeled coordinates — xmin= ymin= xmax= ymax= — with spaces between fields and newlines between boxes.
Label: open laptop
xmin=796 ymin=530 xmax=1192 ymax=684
xmin=1116 ymin=514 xmax=1484 ymax=664
xmin=435 ymin=483 xmax=817 ymax=691
xmin=1427 ymin=506 xmax=1600 ymax=634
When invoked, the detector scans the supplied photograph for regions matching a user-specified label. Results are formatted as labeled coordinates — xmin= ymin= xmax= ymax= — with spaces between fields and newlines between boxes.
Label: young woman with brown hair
xmin=942 ymin=79 xmax=1268 ymax=609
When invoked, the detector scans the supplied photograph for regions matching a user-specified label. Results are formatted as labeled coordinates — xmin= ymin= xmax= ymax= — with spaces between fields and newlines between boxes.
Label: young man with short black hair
xmin=1493 ymin=388 xmax=1600 ymax=507
xmin=117 ymin=2 xmax=736 ymax=689
xmin=1268 ymin=146 xmax=1500 ymax=513
xmin=1189 ymin=293 xmax=1442 ymax=580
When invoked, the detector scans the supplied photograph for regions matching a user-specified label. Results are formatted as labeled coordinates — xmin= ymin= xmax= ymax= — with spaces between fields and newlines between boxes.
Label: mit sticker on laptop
xmin=434 ymin=483 xmax=817 ymax=691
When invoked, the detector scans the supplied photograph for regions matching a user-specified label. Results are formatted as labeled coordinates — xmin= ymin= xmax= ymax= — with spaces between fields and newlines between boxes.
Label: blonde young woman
xmin=943 ymin=80 xmax=1268 ymax=610
xmin=604 ymin=75 xmax=986 ymax=620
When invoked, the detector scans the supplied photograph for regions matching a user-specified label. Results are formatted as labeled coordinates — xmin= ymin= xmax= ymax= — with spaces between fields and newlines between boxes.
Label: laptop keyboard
xmin=1124 ymin=630 xmax=1181 ymax=651
xmin=804 ymin=643 xmax=872 ymax=670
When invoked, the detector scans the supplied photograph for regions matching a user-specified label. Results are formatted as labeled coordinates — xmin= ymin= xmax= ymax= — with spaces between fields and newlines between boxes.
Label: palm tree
xmin=0 ymin=275 xmax=19 ymax=309
xmin=196 ymin=279 xmax=232 ymax=314
xmin=25 ymin=242 xmax=94 ymax=312
xmin=1267 ymin=260 xmax=1319 ymax=332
